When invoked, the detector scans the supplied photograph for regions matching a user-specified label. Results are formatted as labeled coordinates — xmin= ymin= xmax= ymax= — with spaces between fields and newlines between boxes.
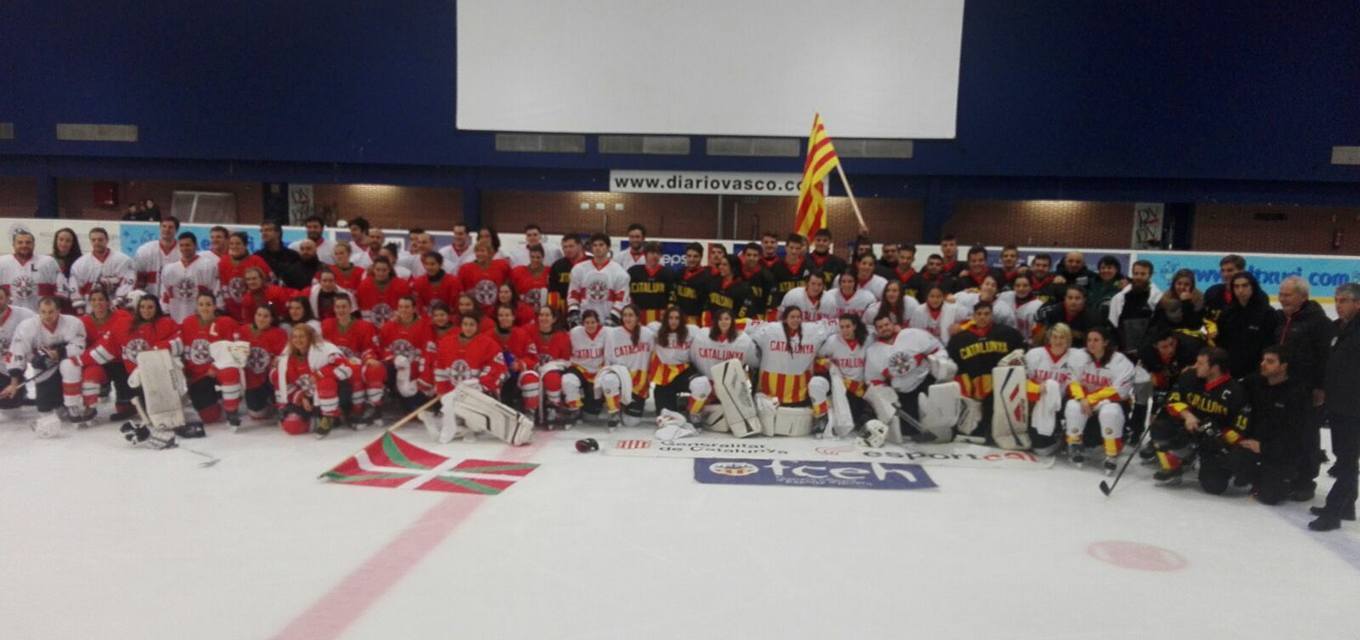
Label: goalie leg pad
xmin=447 ymin=385 xmax=535 ymax=446
xmin=919 ymin=382 xmax=962 ymax=443
xmin=709 ymin=359 xmax=762 ymax=438
xmin=991 ymin=365 xmax=1031 ymax=450
xmin=771 ymin=406 xmax=814 ymax=437
xmin=136 ymin=350 xmax=188 ymax=431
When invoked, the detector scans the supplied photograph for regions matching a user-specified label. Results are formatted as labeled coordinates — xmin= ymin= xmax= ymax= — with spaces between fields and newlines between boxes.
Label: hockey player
xmin=122 ymin=295 xmax=181 ymax=380
xmin=179 ymin=293 xmax=241 ymax=425
xmin=1062 ymin=325 xmax=1135 ymax=470
xmin=1150 ymin=347 xmax=1248 ymax=487
xmin=737 ymin=243 xmax=773 ymax=323
xmin=528 ymin=306 xmax=572 ymax=423
xmin=458 ymin=240 xmax=512 ymax=315
xmin=454 ymin=294 xmax=494 ymax=334
xmin=627 ymin=242 xmax=675 ymax=325
xmin=998 ymin=245 xmax=1024 ymax=289
xmin=999 ymin=274 xmax=1044 ymax=344
xmin=779 ymin=270 xmax=835 ymax=326
xmin=0 ymin=297 xmax=86 ymax=419
xmin=946 ymin=301 xmax=1026 ymax=443
xmin=236 ymin=305 xmax=288 ymax=422
xmin=495 ymin=283 xmax=535 ymax=327
xmin=355 ymin=257 xmax=411 ymax=326
xmin=598 ymin=305 xmax=655 ymax=427
xmin=1107 ymin=259 xmax=1161 ymax=357
xmin=672 ymin=243 xmax=713 ymax=322
xmin=748 ymin=306 xmax=832 ymax=426
xmin=411 ymin=251 xmax=462 ymax=313
xmin=828 ymin=271 xmax=877 ymax=322
xmin=567 ymin=233 xmax=630 ymax=327
xmin=863 ymin=311 xmax=949 ymax=442
xmin=853 ymin=253 xmax=888 ymax=300
xmin=280 ymin=297 xmax=321 ymax=335
xmin=648 ymin=306 xmax=698 ymax=413
xmin=428 ymin=302 xmax=457 ymax=341
xmin=510 ymin=243 xmax=550 ymax=312
xmin=321 ymin=241 xmax=366 ymax=292
xmin=433 ymin=312 xmax=508 ymax=396
xmin=953 ymin=274 xmax=1017 ymax=329
xmin=276 ymin=324 xmax=353 ymax=437
xmin=322 ymin=295 xmax=386 ymax=424
xmin=297 ymin=269 xmax=356 ymax=321
xmin=134 ymin=217 xmax=181 ymax=297
xmin=67 ymin=227 xmax=135 ymax=311
xmin=73 ymin=288 xmax=135 ymax=419
xmin=490 ymin=303 xmax=542 ymax=416
xmin=561 ymin=309 xmax=608 ymax=420
xmin=508 ymin=224 xmax=563 ymax=269
xmin=219 ymin=232 xmax=273 ymax=321
xmin=909 ymin=285 xmax=962 ymax=341
xmin=863 ymin=280 xmax=919 ymax=329
xmin=685 ymin=308 xmax=757 ymax=422
xmin=0 ymin=288 xmax=36 ymax=409
xmin=766 ymin=234 xmax=811 ymax=321
xmin=889 ymin=244 xmax=919 ymax=291
xmin=758 ymin=232 xmax=781 ymax=269
xmin=614 ymin=223 xmax=648 ymax=271
xmin=1023 ymin=323 xmax=1090 ymax=455
xmin=953 ymin=245 xmax=1004 ymax=294
xmin=548 ymin=233 xmax=587 ymax=315
xmin=378 ymin=296 xmax=434 ymax=411
xmin=0 ymin=230 xmax=61 ymax=312
xmin=1027 ymin=254 xmax=1063 ymax=304
xmin=906 ymin=254 xmax=953 ymax=303
xmin=159 ymin=232 xmax=219 ymax=323
xmin=1035 ymin=285 xmax=1098 ymax=345
xmin=807 ymin=229 xmax=847 ymax=287
xmin=816 ymin=314 xmax=872 ymax=426
xmin=236 ymin=266 xmax=294 ymax=325
xmin=704 ymin=254 xmax=753 ymax=327
xmin=938 ymin=235 xmax=964 ymax=278
xmin=438 ymin=223 xmax=476 ymax=273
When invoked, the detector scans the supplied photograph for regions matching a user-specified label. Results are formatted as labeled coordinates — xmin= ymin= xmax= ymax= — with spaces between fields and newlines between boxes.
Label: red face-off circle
xmin=1086 ymin=541 xmax=1188 ymax=572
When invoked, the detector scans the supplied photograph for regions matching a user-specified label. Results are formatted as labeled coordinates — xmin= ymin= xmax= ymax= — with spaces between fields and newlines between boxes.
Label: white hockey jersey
xmin=508 ymin=243 xmax=563 ymax=268
xmin=908 ymin=302 xmax=961 ymax=342
xmin=825 ymin=288 xmax=878 ymax=322
xmin=135 ymin=240 xmax=179 ymax=297
xmin=648 ymin=322 xmax=699 ymax=368
xmin=856 ymin=274 xmax=888 ymax=300
xmin=68 ymin=250 xmax=136 ymax=306
xmin=1024 ymin=346 xmax=1091 ymax=387
xmin=689 ymin=330 xmax=757 ymax=378
xmin=0 ymin=305 xmax=36 ymax=365
xmin=778 ymin=287 xmax=836 ymax=325
xmin=8 ymin=314 xmax=86 ymax=372
xmin=614 ymin=248 xmax=647 ymax=272
xmin=1069 ymin=350 xmax=1136 ymax=404
xmin=160 ymin=256 xmax=220 ymax=322
xmin=953 ymin=291 xmax=1017 ymax=328
xmin=865 ymin=327 xmax=944 ymax=393
xmin=604 ymin=324 xmax=656 ymax=370
xmin=568 ymin=324 xmax=608 ymax=380
xmin=438 ymin=244 xmax=477 ymax=273
xmin=817 ymin=333 xmax=872 ymax=387
xmin=567 ymin=259 xmax=630 ymax=321
xmin=1000 ymin=292 xmax=1044 ymax=341
xmin=863 ymin=296 xmax=922 ymax=328
xmin=0 ymin=254 xmax=61 ymax=311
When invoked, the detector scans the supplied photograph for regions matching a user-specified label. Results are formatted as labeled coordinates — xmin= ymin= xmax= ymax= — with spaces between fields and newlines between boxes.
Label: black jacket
xmin=1216 ymin=274 xmax=1278 ymax=378
xmin=1275 ymin=300 xmax=1334 ymax=392
xmin=1324 ymin=316 xmax=1360 ymax=418
xmin=255 ymin=244 xmax=306 ymax=289
xmin=1243 ymin=373 xmax=1310 ymax=464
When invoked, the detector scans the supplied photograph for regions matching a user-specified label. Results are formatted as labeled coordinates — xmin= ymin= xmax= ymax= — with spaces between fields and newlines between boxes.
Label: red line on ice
xmin=271 ymin=432 xmax=553 ymax=640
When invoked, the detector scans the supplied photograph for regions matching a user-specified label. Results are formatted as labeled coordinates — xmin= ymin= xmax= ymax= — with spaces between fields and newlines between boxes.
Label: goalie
xmin=863 ymin=311 xmax=955 ymax=446
xmin=684 ymin=309 xmax=757 ymax=434
xmin=945 ymin=302 xmax=1027 ymax=446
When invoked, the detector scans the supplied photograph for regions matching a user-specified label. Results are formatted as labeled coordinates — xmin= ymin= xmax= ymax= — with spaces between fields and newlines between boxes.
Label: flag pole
xmin=834 ymin=162 xmax=869 ymax=233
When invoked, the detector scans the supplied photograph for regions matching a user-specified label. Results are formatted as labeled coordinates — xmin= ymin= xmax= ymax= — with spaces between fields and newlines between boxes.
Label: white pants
xmin=1031 ymin=379 xmax=1062 ymax=437
xmin=1063 ymin=399 xmax=1124 ymax=443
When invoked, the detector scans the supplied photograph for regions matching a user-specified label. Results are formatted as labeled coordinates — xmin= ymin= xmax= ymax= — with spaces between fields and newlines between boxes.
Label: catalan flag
xmin=794 ymin=113 xmax=841 ymax=238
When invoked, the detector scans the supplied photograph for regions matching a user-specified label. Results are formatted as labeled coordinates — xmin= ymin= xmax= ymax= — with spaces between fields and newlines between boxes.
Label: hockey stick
xmin=130 ymin=396 xmax=221 ymax=468
xmin=1099 ymin=393 xmax=1166 ymax=496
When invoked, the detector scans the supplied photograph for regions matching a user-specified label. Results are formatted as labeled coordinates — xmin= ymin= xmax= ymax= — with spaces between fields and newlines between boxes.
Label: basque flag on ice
xmin=320 ymin=431 xmax=538 ymax=495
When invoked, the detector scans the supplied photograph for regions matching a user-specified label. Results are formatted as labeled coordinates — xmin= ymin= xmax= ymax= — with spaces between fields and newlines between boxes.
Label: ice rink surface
xmin=2 ymin=410 xmax=1358 ymax=640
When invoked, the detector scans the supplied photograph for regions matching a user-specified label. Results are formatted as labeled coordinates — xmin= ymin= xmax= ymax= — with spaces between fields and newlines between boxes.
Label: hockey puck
xmin=574 ymin=438 xmax=599 ymax=453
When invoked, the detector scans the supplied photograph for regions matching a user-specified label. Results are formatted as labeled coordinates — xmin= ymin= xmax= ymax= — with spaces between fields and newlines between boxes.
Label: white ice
xmin=1 ymin=408 xmax=1357 ymax=640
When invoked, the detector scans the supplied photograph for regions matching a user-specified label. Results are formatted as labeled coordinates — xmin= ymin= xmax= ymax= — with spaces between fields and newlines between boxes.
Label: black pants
xmin=34 ymin=371 xmax=63 ymax=412
xmin=245 ymin=384 xmax=274 ymax=413
xmin=1297 ymin=403 xmax=1324 ymax=493
xmin=102 ymin=361 xmax=133 ymax=409
xmin=653 ymin=369 xmax=694 ymax=414
xmin=0 ymin=371 xmax=28 ymax=410
xmin=188 ymin=377 xmax=221 ymax=411
xmin=1322 ymin=412 xmax=1360 ymax=518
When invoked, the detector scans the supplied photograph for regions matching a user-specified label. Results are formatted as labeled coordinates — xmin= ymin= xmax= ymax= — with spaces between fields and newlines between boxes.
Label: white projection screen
xmin=456 ymin=0 xmax=965 ymax=139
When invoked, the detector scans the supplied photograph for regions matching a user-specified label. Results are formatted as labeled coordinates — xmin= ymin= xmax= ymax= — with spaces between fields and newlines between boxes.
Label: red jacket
xmin=458 ymin=259 xmax=512 ymax=312
xmin=356 ymin=277 xmax=411 ymax=326
xmin=411 ymin=271 xmax=462 ymax=313
xmin=235 ymin=324 xmax=288 ymax=389
xmin=122 ymin=317 xmax=180 ymax=372
xmin=180 ymin=315 xmax=239 ymax=382
xmin=321 ymin=317 xmax=380 ymax=362
xmin=433 ymin=332 xmax=507 ymax=395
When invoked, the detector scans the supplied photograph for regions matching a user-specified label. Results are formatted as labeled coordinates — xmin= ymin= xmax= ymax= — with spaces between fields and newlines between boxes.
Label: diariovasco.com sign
xmin=610 ymin=170 xmax=803 ymax=196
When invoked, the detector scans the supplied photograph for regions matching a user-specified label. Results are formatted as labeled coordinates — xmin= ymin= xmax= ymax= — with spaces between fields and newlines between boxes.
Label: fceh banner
xmin=693 ymin=457 xmax=937 ymax=491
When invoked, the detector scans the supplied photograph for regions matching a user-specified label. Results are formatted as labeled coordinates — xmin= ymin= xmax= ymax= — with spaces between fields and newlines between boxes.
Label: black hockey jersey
xmin=738 ymin=264 xmax=773 ymax=319
xmin=1165 ymin=370 xmax=1248 ymax=446
xmin=627 ymin=264 xmax=676 ymax=323
xmin=946 ymin=324 xmax=1026 ymax=400
xmin=706 ymin=276 xmax=753 ymax=325
xmin=767 ymin=257 xmax=811 ymax=315
xmin=549 ymin=255 xmax=587 ymax=312
xmin=673 ymin=266 xmax=714 ymax=321
xmin=807 ymin=251 xmax=847 ymax=288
